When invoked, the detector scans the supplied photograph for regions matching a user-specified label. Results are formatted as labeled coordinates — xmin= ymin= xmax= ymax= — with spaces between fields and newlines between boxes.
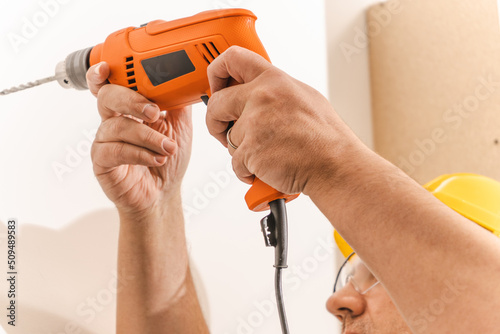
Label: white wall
xmin=0 ymin=0 xmax=354 ymax=333
xmin=325 ymin=0 xmax=381 ymax=149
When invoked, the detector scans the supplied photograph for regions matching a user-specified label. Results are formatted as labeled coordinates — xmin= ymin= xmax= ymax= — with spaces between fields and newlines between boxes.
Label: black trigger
xmin=201 ymin=95 xmax=209 ymax=105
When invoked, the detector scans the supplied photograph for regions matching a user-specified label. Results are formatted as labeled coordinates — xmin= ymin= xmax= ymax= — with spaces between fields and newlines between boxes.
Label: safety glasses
xmin=333 ymin=252 xmax=380 ymax=295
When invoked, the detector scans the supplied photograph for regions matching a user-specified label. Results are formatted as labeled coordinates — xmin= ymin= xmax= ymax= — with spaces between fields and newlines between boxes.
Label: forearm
xmin=116 ymin=192 xmax=208 ymax=334
xmin=308 ymin=147 xmax=500 ymax=333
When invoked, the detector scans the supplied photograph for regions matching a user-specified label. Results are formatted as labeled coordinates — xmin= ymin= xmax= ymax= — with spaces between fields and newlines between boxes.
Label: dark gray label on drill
xmin=141 ymin=50 xmax=195 ymax=86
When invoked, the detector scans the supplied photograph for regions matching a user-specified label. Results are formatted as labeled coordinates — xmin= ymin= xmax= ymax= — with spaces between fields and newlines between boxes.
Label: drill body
xmin=58 ymin=9 xmax=268 ymax=110
xmin=88 ymin=9 xmax=270 ymax=111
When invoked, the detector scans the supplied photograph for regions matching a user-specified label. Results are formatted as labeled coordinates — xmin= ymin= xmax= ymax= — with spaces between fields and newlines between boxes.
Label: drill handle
xmin=245 ymin=178 xmax=299 ymax=212
xmin=203 ymin=92 xmax=299 ymax=212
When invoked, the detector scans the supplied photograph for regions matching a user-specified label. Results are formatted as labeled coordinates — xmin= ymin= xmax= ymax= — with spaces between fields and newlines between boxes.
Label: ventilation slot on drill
xmin=196 ymin=42 xmax=220 ymax=64
xmin=124 ymin=56 xmax=138 ymax=91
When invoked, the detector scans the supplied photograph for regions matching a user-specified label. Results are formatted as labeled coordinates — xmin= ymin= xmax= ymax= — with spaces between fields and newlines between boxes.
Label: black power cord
xmin=275 ymin=267 xmax=289 ymax=333
xmin=261 ymin=198 xmax=290 ymax=334
xmin=222 ymin=121 xmax=290 ymax=332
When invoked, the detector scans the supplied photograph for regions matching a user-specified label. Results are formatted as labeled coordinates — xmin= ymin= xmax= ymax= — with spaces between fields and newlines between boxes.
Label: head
xmin=326 ymin=173 xmax=500 ymax=333
xmin=326 ymin=253 xmax=411 ymax=333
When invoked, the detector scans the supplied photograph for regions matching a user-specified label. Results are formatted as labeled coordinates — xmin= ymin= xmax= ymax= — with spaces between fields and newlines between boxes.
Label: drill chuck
xmin=55 ymin=47 xmax=93 ymax=90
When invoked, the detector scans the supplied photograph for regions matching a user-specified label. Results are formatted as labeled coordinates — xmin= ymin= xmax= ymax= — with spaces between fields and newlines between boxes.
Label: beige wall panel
xmin=368 ymin=0 xmax=500 ymax=184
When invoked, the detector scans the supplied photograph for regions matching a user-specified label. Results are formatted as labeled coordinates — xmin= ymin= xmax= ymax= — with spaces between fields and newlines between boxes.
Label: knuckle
xmin=252 ymin=71 xmax=288 ymax=103
xmin=94 ymin=123 xmax=106 ymax=142
xmin=90 ymin=142 xmax=99 ymax=162
xmin=226 ymin=45 xmax=244 ymax=59
xmin=121 ymin=93 xmax=145 ymax=116
xmin=245 ymin=113 xmax=261 ymax=132
xmin=205 ymin=98 xmax=220 ymax=133
xmin=86 ymin=66 xmax=98 ymax=85
xmin=224 ymin=46 xmax=246 ymax=67
xmin=205 ymin=92 xmax=218 ymax=117
xmin=261 ymin=67 xmax=285 ymax=82
xmin=204 ymin=115 xmax=214 ymax=135
xmin=85 ymin=71 xmax=94 ymax=89
xmin=231 ymin=156 xmax=240 ymax=174
xmin=109 ymin=117 xmax=127 ymax=137
xmin=251 ymin=86 xmax=275 ymax=107
xmin=138 ymin=150 xmax=151 ymax=164
xmin=125 ymin=90 xmax=141 ymax=105
xmin=207 ymin=90 xmax=220 ymax=110
xmin=85 ymin=68 xmax=93 ymax=81
xmin=207 ymin=60 xmax=217 ymax=78
xmin=142 ymin=128 xmax=158 ymax=145
xmin=206 ymin=124 xmax=218 ymax=138
xmin=96 ymin=85 xmax=112 ymax=112
xmin=111 ymin=142 xmax=125 ymax=162
xmin=128 ymin=89 xmax=149 ymax=106
xmin=97 ymin=83 xmax=111 ymax=100
xmin=91 ymin=142 xmax=109 ymax=166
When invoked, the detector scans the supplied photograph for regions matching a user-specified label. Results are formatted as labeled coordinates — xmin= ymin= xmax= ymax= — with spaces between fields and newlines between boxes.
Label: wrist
xmin=118 ymin=188 xmax=183 ymax=223
xmin=305 ymin=143 xmax=414 ymax=227
xmin=303 ymin=137 xmax=376 ymax=200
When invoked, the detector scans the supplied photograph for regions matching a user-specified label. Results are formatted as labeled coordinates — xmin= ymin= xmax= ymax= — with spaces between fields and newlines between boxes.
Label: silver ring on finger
xmin=227 ymin=127 xmax=239 ymax=150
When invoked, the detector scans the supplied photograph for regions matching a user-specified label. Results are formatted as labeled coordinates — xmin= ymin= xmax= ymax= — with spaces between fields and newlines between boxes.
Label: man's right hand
xmin=86 ymin=62 xmax=193 ymax=217
xmin=205 ymin=46 xmax=369 ymax=196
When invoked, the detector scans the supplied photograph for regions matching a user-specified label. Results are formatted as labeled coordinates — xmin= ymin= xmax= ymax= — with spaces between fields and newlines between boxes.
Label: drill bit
xmin=1 ymin=46 xmax=93 ymax=96
xmin=0 ymin=76 xmax=57 ymax=96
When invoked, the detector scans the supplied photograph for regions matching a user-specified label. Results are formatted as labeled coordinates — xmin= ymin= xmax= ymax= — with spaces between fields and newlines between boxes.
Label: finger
xmin=96 ymin=116 xmax=177 ymax=156
xmin=97 ymin=84 xmax=160 ymax=122
xmin=231 ymin=144 xmax=254 ymax=185
xmin=86 ymin=62 xmax=110 ymax=97
xmin=207 ymin=45 xmax=272 ymax=94
xmin=206 ymin=84 xmax=249 ymax=145
xmin=92 ymin=141 xmax=168 ymax=170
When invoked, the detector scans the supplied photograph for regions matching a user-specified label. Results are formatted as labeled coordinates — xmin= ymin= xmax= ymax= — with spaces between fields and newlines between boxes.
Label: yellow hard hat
xmin=334 ymin=173 xmax=500 ymax=257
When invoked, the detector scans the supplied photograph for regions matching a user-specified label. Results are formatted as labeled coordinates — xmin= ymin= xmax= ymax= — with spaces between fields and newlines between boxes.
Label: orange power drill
xmin=56 ymin=8 xmax=299 ymax=213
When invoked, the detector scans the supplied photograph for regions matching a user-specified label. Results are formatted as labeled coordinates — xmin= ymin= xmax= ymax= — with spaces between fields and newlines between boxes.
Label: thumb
xmin=86 ymin=61 xmax=110 ymax=97
xmin=207 ymin=46 xmax=272 ymax=94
